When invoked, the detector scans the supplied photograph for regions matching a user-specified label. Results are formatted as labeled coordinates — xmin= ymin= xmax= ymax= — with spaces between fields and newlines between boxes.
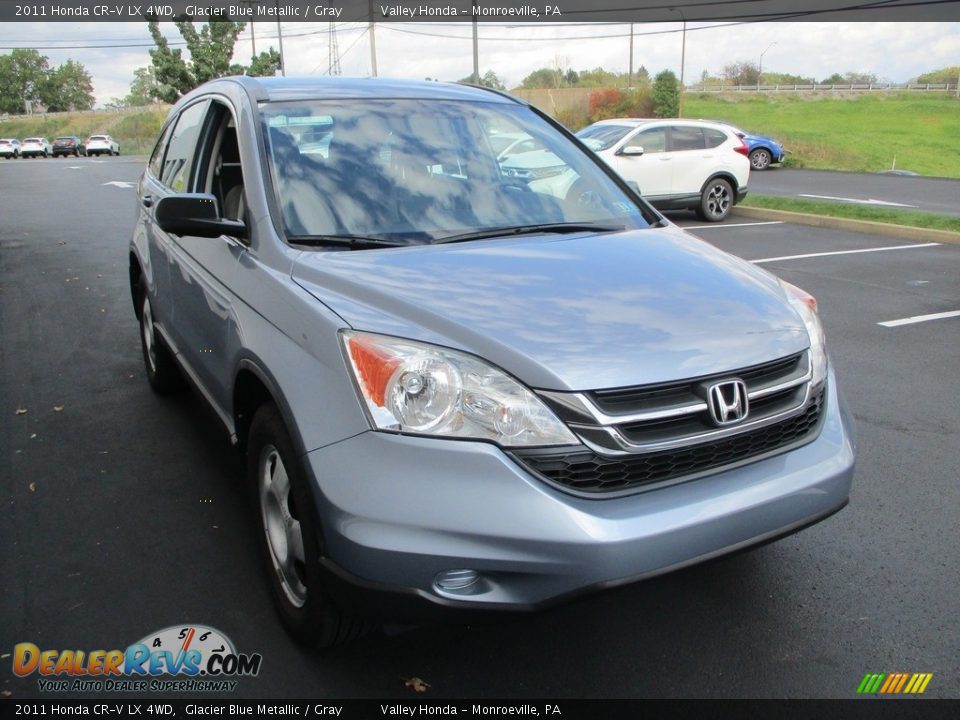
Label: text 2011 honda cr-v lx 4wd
xmin=129 ymin=77 xmax=856 ymax=647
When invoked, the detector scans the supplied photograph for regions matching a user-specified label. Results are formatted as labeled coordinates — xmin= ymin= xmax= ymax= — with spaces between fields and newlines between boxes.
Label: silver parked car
xmin=130 ymin=77 xmax=855 ymax=647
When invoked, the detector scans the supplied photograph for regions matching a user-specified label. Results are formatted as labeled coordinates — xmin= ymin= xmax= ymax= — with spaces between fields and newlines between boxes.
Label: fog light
xmin=434 ymin=569 xmax=479 ymax=592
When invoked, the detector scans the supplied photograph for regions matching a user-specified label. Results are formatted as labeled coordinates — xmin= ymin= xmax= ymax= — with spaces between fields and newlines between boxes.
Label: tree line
xmin=0 ymin=49 xmax=94 ymax=114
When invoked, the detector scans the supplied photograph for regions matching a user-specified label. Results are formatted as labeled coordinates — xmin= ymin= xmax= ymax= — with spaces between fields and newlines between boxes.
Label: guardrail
xmin=689 ymin=83 xmax=959 ymax=92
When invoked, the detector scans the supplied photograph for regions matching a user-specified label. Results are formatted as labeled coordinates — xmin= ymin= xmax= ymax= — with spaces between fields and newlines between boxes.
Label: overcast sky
xmin=1 ymin=21 xmax=957 ymax=105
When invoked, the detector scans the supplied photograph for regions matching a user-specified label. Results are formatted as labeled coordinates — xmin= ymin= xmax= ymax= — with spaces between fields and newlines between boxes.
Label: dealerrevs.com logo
xmin=13 ymin=624 xmax=262 ymax=693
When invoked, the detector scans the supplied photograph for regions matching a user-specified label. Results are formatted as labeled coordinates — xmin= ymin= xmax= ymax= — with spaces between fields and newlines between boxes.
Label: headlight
xmin=341 ymin=331 xmax=578 ymax=447
xmin=780 ymin=280 xmax=828 ymax=387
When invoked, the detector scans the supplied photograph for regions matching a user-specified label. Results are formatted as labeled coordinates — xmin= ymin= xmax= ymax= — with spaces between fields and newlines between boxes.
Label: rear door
xmin=613 ymin=125 xmax=671 ymax=198
xmin=666 ymin=125 xmax=710 ymax=195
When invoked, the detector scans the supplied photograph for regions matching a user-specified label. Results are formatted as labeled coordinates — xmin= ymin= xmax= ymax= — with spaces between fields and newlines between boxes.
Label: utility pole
xmin=472 ymin=2 xmax=479 ymax=84
xmin=628 ymin=22 xmax=634 ymax=88
xmin=276 ymin=0 xmax=286 ymax=76
xmin=329 ymin=22 xmax=341 ymax=75
xmin=669 ymin=8 xmax=686 ymax=117
xmin=368 ymin=0 xmax=378 ymax=77
xmin=241 ymin=0 xmax=257 ymax=57
xmin=759 ymin=42 xmax=776 ymax=89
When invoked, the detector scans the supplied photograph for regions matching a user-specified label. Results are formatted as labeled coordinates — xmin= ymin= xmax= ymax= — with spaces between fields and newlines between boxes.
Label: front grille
xmin=514 ymin=388 xmax=825 ymax=496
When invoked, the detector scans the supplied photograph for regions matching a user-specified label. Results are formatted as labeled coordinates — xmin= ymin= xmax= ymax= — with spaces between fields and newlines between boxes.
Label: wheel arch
xmin=233 ymin=358 xmax=308 ymax=458
xmin=701 ymin=171 xmax=741 ymax=194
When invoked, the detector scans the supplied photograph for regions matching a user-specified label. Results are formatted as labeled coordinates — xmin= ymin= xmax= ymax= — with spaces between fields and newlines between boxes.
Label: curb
xmin=732 ymin=206 xmax=960 ymax=245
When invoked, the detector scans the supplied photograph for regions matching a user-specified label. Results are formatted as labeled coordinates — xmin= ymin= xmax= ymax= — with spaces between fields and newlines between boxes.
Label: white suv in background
xmin=20 ymin=137 xmax=52 ymax=158
xmin=85 ymin=134 xmax=120 ymax=156
xmin=577 ymin=119 xmax=750 ymax=222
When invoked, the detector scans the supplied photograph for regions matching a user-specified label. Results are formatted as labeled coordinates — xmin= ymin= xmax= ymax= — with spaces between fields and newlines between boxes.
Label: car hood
xmin=292 ymin=227 xmax=809 ymax=391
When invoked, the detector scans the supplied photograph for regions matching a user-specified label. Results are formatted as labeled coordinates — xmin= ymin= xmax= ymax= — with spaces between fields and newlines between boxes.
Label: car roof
xmin=591 ymin=118 xmax=731 ymax=130
xmin=188 ymin=75 xmax=519 ymax=106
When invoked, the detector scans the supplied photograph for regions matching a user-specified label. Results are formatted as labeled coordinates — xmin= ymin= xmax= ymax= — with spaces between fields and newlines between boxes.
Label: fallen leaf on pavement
xmin=1 ymin=690 xmax=11 ymax=697
xmin=15 ymin=408 xmax=27 ymax=415
xmin=53 ymin=405 xmax=64 ymax=412
xmin=28 ymin=483 xmax=37 ymax=492
xmin=403 ymin=677 xmax=430 ymax=693
xmin=30 ymin=433 xmax=36 ymax=439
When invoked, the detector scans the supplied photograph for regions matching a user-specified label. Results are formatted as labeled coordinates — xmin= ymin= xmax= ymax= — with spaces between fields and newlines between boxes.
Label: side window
xmin=624 ymin=127 xmax=666 ymax=154
xmin=703 ymin=128 xmax=728 ymax=149
xmin=160 ymin=101 xmax=209 ymax=191
xmin=198 ymin=104 xmax=247 ymax=222
xmin=148 ymin=123 xmax=173 ymax=179
xmin=670 ymin=127 xmax=706 ymax=152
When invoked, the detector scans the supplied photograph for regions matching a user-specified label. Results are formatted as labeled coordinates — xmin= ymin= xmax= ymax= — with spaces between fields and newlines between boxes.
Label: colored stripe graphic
xmin=858 ymin=672 xmax=933 ymax=694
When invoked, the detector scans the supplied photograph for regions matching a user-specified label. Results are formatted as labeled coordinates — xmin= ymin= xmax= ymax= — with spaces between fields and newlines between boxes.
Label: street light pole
xmin=628 ymin=22 xmax=634 ymax=88
xmin=759 ymin=42 xmax=776 ymax=89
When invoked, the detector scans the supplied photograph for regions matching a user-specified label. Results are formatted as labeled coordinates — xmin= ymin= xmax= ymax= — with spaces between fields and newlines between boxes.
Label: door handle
xmin=142 ymin=195 xmax=153 ymax=208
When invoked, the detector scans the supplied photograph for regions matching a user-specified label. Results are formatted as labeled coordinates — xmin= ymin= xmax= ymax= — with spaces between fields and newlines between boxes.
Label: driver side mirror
xmin=155 ymin=193 xmax=247 ymax=239
xmin=618 ymin=146 xmax=645 ymax=157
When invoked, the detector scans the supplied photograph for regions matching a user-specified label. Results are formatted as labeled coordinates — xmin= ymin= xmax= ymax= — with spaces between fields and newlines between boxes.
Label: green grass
xmin=683 ymin=92 xmax=960 ymax=178
xmin=742 ymin=194 xmax=960 ymax=232
xmin=0 ymin=106 xmax=169 ymax=156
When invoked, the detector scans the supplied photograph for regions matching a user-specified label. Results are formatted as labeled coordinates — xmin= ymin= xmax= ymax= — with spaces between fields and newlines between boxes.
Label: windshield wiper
xmin=432 ymin=222 xmax=626 ymax=245
xmin=287 ymin=234 xmax=413 ymax=250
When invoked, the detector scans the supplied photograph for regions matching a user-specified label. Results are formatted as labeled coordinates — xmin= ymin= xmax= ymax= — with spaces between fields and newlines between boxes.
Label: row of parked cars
xmin=0 ymin=134 xmax=121 ymax=159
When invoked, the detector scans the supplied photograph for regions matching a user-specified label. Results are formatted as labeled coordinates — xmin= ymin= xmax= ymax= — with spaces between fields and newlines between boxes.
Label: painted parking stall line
xmin=751 ymin=242 xmax=941 ymax=264
xmin=799 ymin=193 xmax=919 ymax=208
xmin=878 ymin=310 xmax=960 ymax=328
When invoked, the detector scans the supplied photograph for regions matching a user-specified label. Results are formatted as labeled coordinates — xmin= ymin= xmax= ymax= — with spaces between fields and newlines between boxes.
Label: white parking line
xmin=686 ymin=221 xmax=784 ymax=230
xmin=878 ymin=310 xmax=960 ymax=328
xmin=751 ymin=242 xmax=941 ymax=264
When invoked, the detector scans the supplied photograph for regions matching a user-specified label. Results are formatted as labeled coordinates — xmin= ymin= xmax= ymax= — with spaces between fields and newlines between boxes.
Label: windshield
xmin=575 ymin=124 xmax=634 ymax=151
xmin=261 ymin=99 xmax=652 ymax=243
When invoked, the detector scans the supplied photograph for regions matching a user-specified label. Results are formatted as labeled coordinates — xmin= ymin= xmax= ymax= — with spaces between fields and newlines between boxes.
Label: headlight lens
xmin=341 ymin=331 xmax=578 ymax=447
xmin=780 ymin=279 xmax=827 ymax=386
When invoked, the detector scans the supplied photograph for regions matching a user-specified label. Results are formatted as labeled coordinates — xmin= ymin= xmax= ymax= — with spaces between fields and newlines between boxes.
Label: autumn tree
xmin=913 ymin=66 xmax=960 ymax=84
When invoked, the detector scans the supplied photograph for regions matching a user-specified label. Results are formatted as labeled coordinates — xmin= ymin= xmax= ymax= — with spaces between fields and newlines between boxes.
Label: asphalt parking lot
xmin=1 ymin=157 xmax=958 ymax=700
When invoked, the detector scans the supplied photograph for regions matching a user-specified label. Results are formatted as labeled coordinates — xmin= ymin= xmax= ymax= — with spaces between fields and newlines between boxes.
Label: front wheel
xmin=248 ymin=404 xmax=367 ymax=648
xmin=750 ymin=148 xmax=772 ymax=171
xmin=697 ymin=178 xmax=734 ymax=222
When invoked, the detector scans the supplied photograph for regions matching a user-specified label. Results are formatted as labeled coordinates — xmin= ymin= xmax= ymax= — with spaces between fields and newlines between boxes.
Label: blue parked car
xmin=720 ymin=123 xmax=787 ymax=171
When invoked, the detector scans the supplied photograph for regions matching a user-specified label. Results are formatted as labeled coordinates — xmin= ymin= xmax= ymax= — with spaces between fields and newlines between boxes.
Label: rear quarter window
xmin=703 ymin=128 xmax=728 ymax=148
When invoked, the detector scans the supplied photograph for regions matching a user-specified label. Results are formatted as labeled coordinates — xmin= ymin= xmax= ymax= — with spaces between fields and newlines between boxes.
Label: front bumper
xmin=306 ymin=366 xmax=854 ymax=618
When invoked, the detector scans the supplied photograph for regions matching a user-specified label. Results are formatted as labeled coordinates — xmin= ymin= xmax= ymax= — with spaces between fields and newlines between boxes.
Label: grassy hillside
xmin=2 ymin=92 xmax=958 ymax=177
xmin=0 ymin=106 xmax=169 ymax=156
xmin=683 ymin=92 xmax=960 ymax=178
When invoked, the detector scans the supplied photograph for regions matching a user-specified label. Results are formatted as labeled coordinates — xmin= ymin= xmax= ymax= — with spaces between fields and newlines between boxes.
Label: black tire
xmin=696 ymin=177 xmax=734 ymax=222
xmin=247 ymin=403 xmax=368 ymax=648
xmin=138 ymin=286 xmax=183 ymax=394
xmin=750 ymin=148 xmax=772 ymax=171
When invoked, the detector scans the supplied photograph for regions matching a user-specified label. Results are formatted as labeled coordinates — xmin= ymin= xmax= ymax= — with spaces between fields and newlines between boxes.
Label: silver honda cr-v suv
xmin=129 ymin=76 xmax=856 ymax=647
